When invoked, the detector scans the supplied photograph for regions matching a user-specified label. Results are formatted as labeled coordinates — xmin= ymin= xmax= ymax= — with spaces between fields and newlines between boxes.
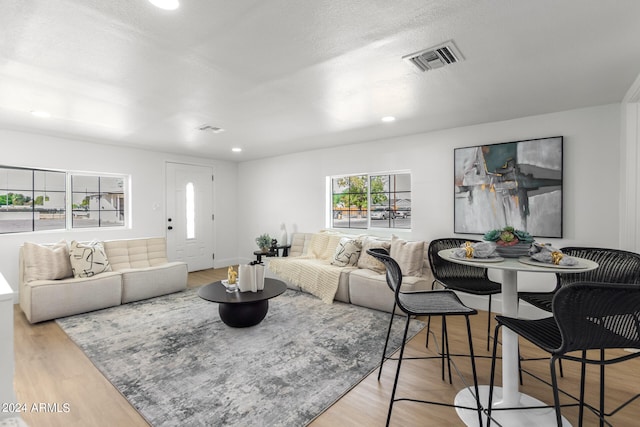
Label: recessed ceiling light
xmin=148 ymin=0 xmax=179 ymax=10
xmin=30 ymin=110 xmax=51 ymax=118
xmin=381 ymin=116 xmax=396 ymax=123
xmin=232 ymin=148 xmax=242 ymax=153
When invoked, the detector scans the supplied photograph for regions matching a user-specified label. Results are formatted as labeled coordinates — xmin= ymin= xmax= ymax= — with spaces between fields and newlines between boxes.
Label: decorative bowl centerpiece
xmin=483 ymin=226 xmax=534 ymax=258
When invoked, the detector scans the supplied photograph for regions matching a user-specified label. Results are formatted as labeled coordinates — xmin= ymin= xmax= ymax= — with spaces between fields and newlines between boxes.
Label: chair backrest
xmin=428 ymin=238 xmax=489 ymax=281
xmin=367 ymin=248 xmax=402 ymax=296
xmin=557 ymin=247 xmax=640 ymax=288
xmin=553 ymin=282 xmax=640 ymax=353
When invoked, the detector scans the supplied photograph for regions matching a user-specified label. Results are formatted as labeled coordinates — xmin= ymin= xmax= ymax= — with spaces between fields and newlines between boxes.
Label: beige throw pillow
xmin=331 ymin=237 xmax=362 ymax=267
xmin=23 ymin=241 xmax=73 ymax=282
xmin=357 ymin=238 xmax=391 ymax=274
xmin=390 ymin=235 xmax=425 ymax=277
xmin=69 ymin=240 xmax=112 ymax=278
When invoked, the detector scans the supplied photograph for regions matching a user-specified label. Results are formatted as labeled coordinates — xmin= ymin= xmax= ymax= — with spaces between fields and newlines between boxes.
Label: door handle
xmin=168 ymin=226 xmax=173 ymax=230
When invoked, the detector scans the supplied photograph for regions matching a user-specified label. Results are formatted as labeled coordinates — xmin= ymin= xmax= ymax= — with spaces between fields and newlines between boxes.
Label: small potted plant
xmin=255 ymin=233 xmax=272 ymax=253
xmin=483 ymin=226 xmax=534 ymax=258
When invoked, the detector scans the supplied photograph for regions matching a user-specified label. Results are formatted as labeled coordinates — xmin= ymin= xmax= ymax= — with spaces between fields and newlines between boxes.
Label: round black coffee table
xmin=197 ymin=278 xmax=287 ymax=327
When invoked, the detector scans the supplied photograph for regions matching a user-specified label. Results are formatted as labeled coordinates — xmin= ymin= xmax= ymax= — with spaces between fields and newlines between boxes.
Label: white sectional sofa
xmin=267 ymin=231 xmax=433 ymax=313
xmin=19 ymin=237 xmax=187 ymax=323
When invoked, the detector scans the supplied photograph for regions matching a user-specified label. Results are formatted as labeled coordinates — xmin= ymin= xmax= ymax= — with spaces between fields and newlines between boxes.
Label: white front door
xmin=166 ymin=162 xmax=214 ymax=272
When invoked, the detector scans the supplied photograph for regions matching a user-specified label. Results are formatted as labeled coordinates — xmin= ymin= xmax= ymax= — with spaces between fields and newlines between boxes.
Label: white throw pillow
xmin=357 ymin=238 xmax=391 ymax=274
xmin=69 ymin=240 xmax=112 ymax=278
xmin=389 ymin=235 xmax=425 ymax=277
xmin=23 ymin=241 xmax=73 ymax=282
xmin=331 ymin=238 xmax=362 ymax=267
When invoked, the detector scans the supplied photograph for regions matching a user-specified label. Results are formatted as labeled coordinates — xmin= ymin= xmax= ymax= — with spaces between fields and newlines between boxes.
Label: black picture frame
xmin=454 ymin=136 xmax=563 ymax=238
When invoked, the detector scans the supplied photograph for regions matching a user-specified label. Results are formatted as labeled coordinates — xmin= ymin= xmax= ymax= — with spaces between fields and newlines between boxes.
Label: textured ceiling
xmin=1 ymin=0 xmax=640 ymax=161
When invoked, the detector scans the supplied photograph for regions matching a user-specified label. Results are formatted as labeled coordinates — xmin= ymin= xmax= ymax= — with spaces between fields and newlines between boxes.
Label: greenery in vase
xmin=483 ymin=226 xmax=534 ymax=247
xmin=255 ymin=233 xmax=272 ymax=250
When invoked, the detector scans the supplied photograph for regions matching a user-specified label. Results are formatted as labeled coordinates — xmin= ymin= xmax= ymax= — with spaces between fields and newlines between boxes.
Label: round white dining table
xmin=438 ymin=248 xmax=598 ymax=426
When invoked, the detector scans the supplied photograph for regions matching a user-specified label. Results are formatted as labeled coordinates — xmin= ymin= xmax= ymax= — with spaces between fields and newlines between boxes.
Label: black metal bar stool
xmin=368 ymin=248 xmax=483 ymax=427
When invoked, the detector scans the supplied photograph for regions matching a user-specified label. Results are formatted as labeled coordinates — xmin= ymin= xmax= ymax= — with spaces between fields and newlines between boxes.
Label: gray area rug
xmin=57 ymin=288 xmax=423 ymax=427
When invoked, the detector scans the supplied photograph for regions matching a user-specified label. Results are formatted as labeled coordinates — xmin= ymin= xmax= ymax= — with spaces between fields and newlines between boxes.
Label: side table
xmin=253 ymin=245 xmax=291 ymax=264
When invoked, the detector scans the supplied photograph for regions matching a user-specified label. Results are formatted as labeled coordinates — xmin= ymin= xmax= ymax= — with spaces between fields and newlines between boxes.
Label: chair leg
xmin=378 ymin=303 xmax=397 ymax=380
xmin=599 ymin=349 xmax=605 ymax=427
xmin=386 ymin=314 xmax=412 ymax=427
xmin=465 ymin=315 xmax=483 ymax=427
xmin=487 ymin=323 xmax=502 ymax=427
xmin=443 ymin=316 xmax=453 ymax=384
xmin=486 ymin=295 xmax=493 ymax=351
xmin=579 ymin=351 xmax=586 ymax=426
xmin=550 ymin=355 xmax=563 ymax=427
xmin=440 ymin=316 xmax=446 ymax=381
xmin=426 ymin=281 xmax=437 ymax=348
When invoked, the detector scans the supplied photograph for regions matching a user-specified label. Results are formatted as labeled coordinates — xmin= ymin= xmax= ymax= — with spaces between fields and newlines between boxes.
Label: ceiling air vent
xmin=197 ymin=125 xmax=225 ymax=133
xmin=403 ymin=40 xmax=464 ymax=72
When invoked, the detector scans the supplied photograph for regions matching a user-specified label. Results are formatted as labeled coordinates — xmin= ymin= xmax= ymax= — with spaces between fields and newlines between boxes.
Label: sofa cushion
xmin=306 ymin=232 xmax=343 ymax=260
xmin=21 ymin=272 xmax=122 ymax=323
xmin=103 ymin=237 xmax=169 ymax=270
xmin=119 ymin=262 xmax=188 ymax=303
xmin=390 ymin=235 xmax=425 ymax=277
xmin=22 ymin=241 xmax=73 ymax=282
xmin=322 ymin=234 xmax=344 ymax=260
xmin=331 ymin=237 xmax=362 ymax=267
xmin=69 ymin=240 xmax=112 ymax=278
xmin=348 ymin=268 xmax=430 ymax=312
xmin=307 ymin=233 xmax=330 ymax=259
xmin=357 ymin=237 xmax=391 ymax=273
xmin=289 ymin=233 xmax=310 ymax=257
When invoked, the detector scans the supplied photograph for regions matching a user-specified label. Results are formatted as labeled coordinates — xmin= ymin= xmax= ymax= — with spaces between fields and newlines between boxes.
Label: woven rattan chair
xmin=488 ymin=282 xmax=640 ymax=426
xmin=518 ymin=247 xmax=640 ymax=377
xmin=519 ymin=247 xmax=640 ymax=312
xmin=367 ymin=248 xmax=483 ymax=427
xmin=428 ymin=238 xmax=502 ymax=350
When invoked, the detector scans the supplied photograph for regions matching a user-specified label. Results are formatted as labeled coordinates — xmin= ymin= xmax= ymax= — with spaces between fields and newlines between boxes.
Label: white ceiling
xmin=2 ymin=0 xmax=640 ymax=162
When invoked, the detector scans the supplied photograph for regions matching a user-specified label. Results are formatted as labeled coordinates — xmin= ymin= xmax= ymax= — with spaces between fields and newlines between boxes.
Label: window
xmin=185 ymin=182 xmax=195 ymax=239
xmin=370 ymin=173 xmax=412 ymax=229
xmin=0 ymin=165 xmax=127 ymax=234
xmin=71 ymin=175 xmax=125 ymax=228
xmin=0 ymin=167 xmax=66 ymax=233
xmin=331 ymin=172 xmax=411 ymax=230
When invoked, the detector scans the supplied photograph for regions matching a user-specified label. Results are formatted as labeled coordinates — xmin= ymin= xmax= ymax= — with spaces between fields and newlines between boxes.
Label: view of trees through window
xmin=331 ymin=172 xmax=411 ymax=229
xmin=0 ymin=167 xmax=66 ymax=233
xmin=0 ymin=166 xmax=126 ymax=234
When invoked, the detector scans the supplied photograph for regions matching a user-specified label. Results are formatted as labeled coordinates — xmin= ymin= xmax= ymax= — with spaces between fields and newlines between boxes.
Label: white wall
xmin=0 ymin=104 xmax=623 ymax=314
xmin=237 ymin=104 xmax=622 ymax=314
xmin=0 ymin=129 xmax=239 ymax=299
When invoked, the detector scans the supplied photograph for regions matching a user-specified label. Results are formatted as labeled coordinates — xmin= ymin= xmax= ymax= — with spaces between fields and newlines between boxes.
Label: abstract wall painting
xmin=454 ymin=136 xmax=563 ymax=238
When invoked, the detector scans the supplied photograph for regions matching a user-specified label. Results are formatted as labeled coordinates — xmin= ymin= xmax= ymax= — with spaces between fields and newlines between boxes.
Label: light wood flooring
xmin=13 ymin=268 xmax=640 ymax=426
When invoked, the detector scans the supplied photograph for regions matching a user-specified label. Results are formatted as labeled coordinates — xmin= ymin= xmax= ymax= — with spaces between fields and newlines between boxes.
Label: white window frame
xmin=0 ymin=165 xmax=129 ymax=234
xmin=328 ymin=170 xmax=412 ymax=230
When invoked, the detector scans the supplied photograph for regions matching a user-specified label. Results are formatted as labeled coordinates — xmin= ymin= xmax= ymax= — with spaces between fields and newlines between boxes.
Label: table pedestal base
xmin=454 ymin=385 xmax=571 ymax=426
xmin=218 ymin=300 xmax=268 ymax=328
